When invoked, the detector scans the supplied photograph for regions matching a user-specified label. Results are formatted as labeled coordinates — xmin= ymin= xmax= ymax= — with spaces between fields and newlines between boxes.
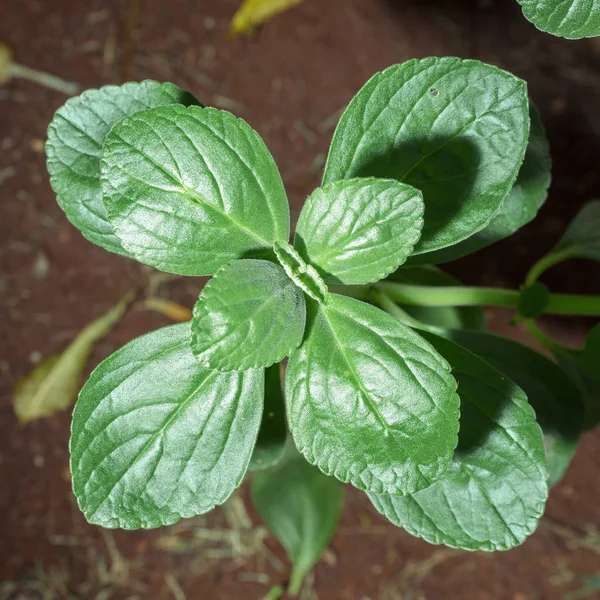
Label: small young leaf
xmin=230 ymin=0 xmax=303 ymax=36
xmin=386 ymin=266 xmax=486 ymax=331
xmin=323 ymin=57 xmax=529 ymax=255
xmin=101 ymin=105 xmax=290 ymax=276
xmin=14 ymin=292 xmax=134 ymax=424
xmin=294 ymin=178 xmax=424 ymax=285
xmin=46 ymin=81 xmax=200 ymax=256
xmin=518 ymin=282 xmax=551 ymax=319
xmin=517 ymin=0 xmax=600 ymax=39
xmin=70 ymin=323 xmax=264 ymax=529
xmin=251 ymin=442 xmax=344 ymax=596
xmin=192 ymin=259 xmax=306 ymax=371
xmin=273 ymin=241 xmax=328 ymax=303
xmin=249 ymin=364 xmax=287 ymax=471
xmin=550 ymin=201 xmax=600 ymax=264
xmin=285 ymin=294 xmax=460 ymax=496
xmin=410 ymin=104 xmax=550 ymax=264
xmin=446 ymin=330 xmax=584 ymax=486
xmin=369 ymin=333 xmax=548 ymax=552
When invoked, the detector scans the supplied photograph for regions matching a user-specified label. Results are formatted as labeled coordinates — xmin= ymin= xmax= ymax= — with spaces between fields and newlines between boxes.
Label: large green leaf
xmin=191 ymin=259 xmax=306 ymax=371
xmin=294 ymin=178 xmax=424 ymax=284
xmin=386 ymin=266 xmax=486 ymax=331
xmin=251 ymin=441 xmax=344 ymax=596
xmin=101 ymin=105 xmax=290 ymax=275
xmin=70 ymin=323 xmax=264 ymax=529
xmin=249 ymin=364 xmax=288 ymax=471
xmin=446 ymin=330 xmax=583 ymax=486
xmin=46 ymin=81 xmax=200 ymax=256
xmin=517 ymin=0 xmax=600 ymax=39
xmin=285 ymin=294 xmax=460 ymax=496
xmin=323 ymin=57 xmax=529 ymax=255
xmin=369 ymin=333 xmax=548 ymax=551
xmin=412 ymin=104 xmax=550 ymax=264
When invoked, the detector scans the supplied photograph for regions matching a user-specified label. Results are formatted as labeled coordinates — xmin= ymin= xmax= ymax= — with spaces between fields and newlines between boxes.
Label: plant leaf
xmin=517 ymin=0 xmax=600 ymax=39
xmin=285 ymin=294 xmax=460 ymax=495
xmin=230 ymin=0 xmax=303 ymax=36
xmin=101 ymin=105 xmax=290 ymax=276
xmin=549 ymin=200 xmax=600 ymax=264
xmin=294 ymin=178 xmax=424 ymax=285
xmin=558 ymin=324 xmax=600 ymax=429
xmin=249 ymin=364 xmax=287 ymax=471
xmin=445 ymin=330 xmax=584 ymax=486
xmin=410 ymin=103 xmax=550 ymax=264
xmin=14 ymin=292 xmax=134 ymax=424
xmin=323 ymin=57 xmax=530 ymax=255
xmin=70 ymin=323 xmax=264 ymax=529
xmin=386 ymin=266 xmax=486 ymax=331
xmin=191 ymin=259 xmax=306 ymax=371
xmin=369 ymin=332 xmax=549 ymax=552
xmin=251 ymin=441 xmax=344 ymax=596
xmin=46 ymin=81 xmax=200 ymax=257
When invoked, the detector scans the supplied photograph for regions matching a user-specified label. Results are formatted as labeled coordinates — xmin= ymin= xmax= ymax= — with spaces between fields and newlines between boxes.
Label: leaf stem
xmin=525 ymin=250 xmax=573 ymax=285
xmin=372 ymin=282 xmax=600 ymax=317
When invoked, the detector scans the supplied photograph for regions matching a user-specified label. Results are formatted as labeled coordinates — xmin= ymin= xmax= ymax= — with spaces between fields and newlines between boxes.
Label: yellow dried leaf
xmin=14 ymin=291 xmax=135 ymax=424
xmin=230 ymin=0 xmax=303 ymax=36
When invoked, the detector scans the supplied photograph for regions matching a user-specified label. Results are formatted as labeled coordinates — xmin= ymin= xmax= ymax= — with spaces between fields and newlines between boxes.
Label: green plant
xmin=45 ymin=57 xmax=600 ymax=593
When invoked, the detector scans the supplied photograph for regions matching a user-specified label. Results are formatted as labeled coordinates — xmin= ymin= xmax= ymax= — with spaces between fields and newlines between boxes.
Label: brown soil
xmin=1 ymin=0 xmax=600 ymax=599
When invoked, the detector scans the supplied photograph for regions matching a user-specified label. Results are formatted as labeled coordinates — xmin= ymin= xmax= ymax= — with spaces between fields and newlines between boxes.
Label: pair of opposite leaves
xmin=49 ymin=58 xmax=548 ymax=549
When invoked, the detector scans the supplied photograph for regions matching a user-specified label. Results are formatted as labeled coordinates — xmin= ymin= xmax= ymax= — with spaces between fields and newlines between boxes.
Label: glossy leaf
xmin=294 ymin=178 xmax=423 ymax=284
xmin=285 ymin=294 xmax=460 ymax=495
xmin=446 ymin=330 xmax=584 ymax=486
xmin=101 ymin=105 xmax=290 ymax=275
xmin=369 ymin=333 xmax=548 ymax=551
xmin=323 ymin=57 xmax=529 ymax=255
xmin=387 ymin=266 xmax=486 ymax=331
xmin=230 ymin=0 xmax=303 ymax=36
xmin=251 ymin=441 xmax=344 ymax=595
xmin=411 ymin=104 xmax=550 ymax=264
xmin=46 ymin=81 xmax=200 ymax=256
xmin=14 ymin=292 xmax=134 ymax=424
xmin=70 ymin=323 xmax=264 ymax=529
xmin=517 ymin=0 xmax=600 ymax=39
xmin=192 ymin=259 xmax=306 ymax=370
xmin=249 ymin=364 xmax=288 ymax=471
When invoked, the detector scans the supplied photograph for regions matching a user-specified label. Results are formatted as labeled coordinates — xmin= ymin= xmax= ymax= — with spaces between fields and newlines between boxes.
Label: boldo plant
xmin=46 ymin=57 xmax=600 ymax=593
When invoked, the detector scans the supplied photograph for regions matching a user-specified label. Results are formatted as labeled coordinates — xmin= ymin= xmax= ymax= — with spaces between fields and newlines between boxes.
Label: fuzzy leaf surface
xmin=323 ymin=57 xmax=529 ymax=255
xmin=101 ymin=105 xmax=289 ymax=275
xmin=412 ymin=104 xmax=550 ymax=264
xmin=70 ymin=323 xmax=264 ymax=529
xmin=285 ymin=294 xmax=459 ymax=495
xmin=518 ymin=0 xmax=600 ymax=39
xmin=369 ymin=333 xmax=548 ymax=551
xmin=192 ymin=259 xmax=306 ymax=371
xmin=46 ymin=81 xmax=200 ymax=256
xmin=294 ymin=178 xmax=424 ymax=284
xmin=447 ymin=330 xmax=584 ymax=486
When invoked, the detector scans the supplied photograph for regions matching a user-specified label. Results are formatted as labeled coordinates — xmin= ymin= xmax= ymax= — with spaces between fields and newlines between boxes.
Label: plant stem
xmin=525 ymin=250 xmax=572 ymax=285
xmin=524 ymin=319 xmax=574 ymax=356
xmin=373 ymin=282 xmax=600 ymax=317
xmin=369 ymin=287 xmax=432 ymax=330
xmin=10 ymin=63 xmax=80 ymax=95
xmin=287 ymin=567 xmax=305 ymax=597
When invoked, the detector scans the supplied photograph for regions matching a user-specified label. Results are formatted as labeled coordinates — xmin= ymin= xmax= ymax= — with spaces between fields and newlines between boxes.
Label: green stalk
xmin=373 ymin=282 xmax=600 ymax=317
xmin=525 ymin=250 xmax=573 ymax=285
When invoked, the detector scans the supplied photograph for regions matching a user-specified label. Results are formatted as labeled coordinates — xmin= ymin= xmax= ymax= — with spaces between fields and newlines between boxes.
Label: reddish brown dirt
xmin=1 ymin=1 xmax=600 ymax=599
